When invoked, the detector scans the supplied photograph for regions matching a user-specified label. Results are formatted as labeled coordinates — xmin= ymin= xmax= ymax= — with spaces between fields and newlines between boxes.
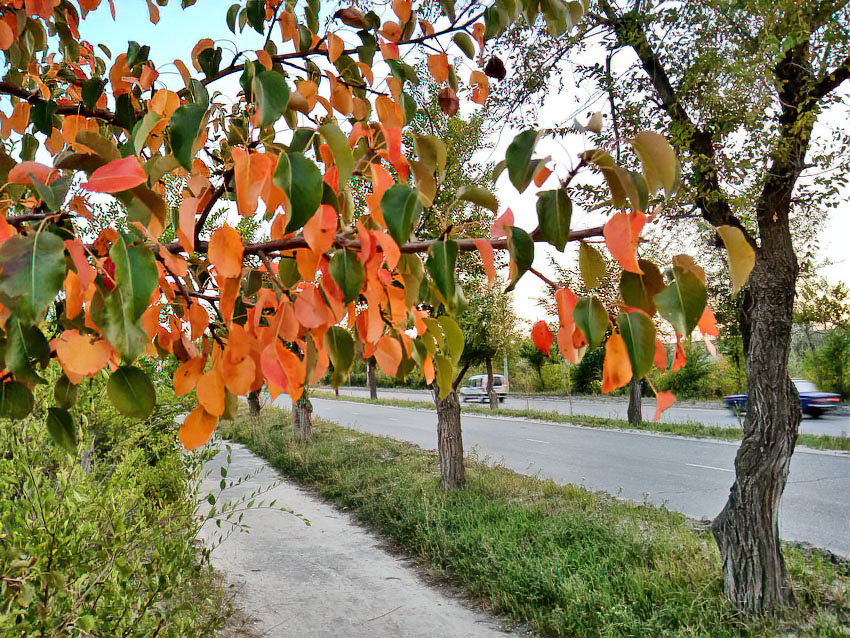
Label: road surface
xmin=273 ymin=395 xmax=850 ymax=556
xmin=330 ymin=387 xmax=850 ymax=437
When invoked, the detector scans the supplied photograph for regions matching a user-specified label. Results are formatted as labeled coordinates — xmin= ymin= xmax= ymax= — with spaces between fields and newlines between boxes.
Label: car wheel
xmin=805 ymin=408 xmax=823 ymax=419
xmin=499 ymin=397 xmax=505 ymax=404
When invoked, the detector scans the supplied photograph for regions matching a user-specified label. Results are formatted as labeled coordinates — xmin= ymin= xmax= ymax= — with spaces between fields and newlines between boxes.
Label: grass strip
xmin=219 ymin=404 xmax=850 ymax=638
xmin=310 ymin=391 xmax=849 ymax=452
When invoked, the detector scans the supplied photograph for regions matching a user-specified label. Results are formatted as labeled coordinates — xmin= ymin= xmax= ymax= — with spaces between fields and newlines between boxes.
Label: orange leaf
xmin=654 ymin=338 xmax=668 ymax=371
xmin=423 ymin=355 xmax=435 ymax=385
xmin=490 ymin=208 xmax=513 ymax=238
xmin=473 ymin=238 xmax=496 ymax=285
xmin=327 ymin=33 xmax=344 ymax=63
xmin=188 ymin=302 xmax=209 ymax=340
xmin=208 ymin=224 xmax=244 ymax=279
xmin=197 ymin=368 xmax=225 ymax=416
xmin=177 ymin=196 xmax=199 ymax=253
xmin=64 ymin=271 xmax=83 ymax=320
xmin=8 ymin=161 xmax=58 ymax=186
xmin=654 ymin=391 xmax=676 ymax=421
xmin=0 ymin=19 xmax=14 ymax=51
xmin=427 ymin=53 xmax=449 ymax=83
xmin=555 ymin=287 xmax=578 ymax=328
xmin=374 ymin=231 xmax=401 ymax=270
xmin=602 ymin=333 xmax=632 ymax=393
xmin=533 ymin=165 xmax=552 ymax=187
xmin=303 ymin=204 xmax=337 ymax=255
xmin=672 ymin=340 xmax=687 ymax=371
xmin=557 ymin=325 xmax=582 ymax=364
xmin=531 ymin=321 xmax=553 ymax=355
xmin=392 ymin=0 xmax=412 ymax=23
xmin=53 ymin=330 xmax=113 ymax=380
xmin=375 ymin=335 xmax=402 ymax=377
xmin=469 ymin=70 xmax=489 ymax=104
xmin=698 ymin=305 xmax=719 ymax=337
xmin=232 ymin=146 xmax=276 ymax=216
xmin=276 ymin=342 xmax=306 ymax=401
xmin=179 ymin=405 xmax=218 ymax=451
xmin=64 ymin=238 xmax=95 ymax=289
xmin=174 ymin=357 xmax=205 ymax=396
xmin=604 ymin=211 xmax=646 ymax=274
xmin=261 ymin=343 xmax=289 ymax=391
xmin=294 ymin=283 xmax=331 ymax=328
xmin=222 ymin=354 xmax=256 ymax=395
xmin=83 ymin=156 xmax=148 ymax=193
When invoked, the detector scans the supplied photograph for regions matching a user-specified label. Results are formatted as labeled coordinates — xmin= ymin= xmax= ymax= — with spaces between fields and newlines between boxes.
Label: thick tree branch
xmin=598 ymin=1 xmax=756 ymax=247
xmin=810 ymin=53 xmax=850 ymax=100
xmin=0 ymin=81 xmax=120 ymax=124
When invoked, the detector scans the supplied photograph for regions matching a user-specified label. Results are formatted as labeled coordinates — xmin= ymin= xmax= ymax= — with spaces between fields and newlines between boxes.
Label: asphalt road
xmin=273 ymin=395 xmax=850 ymax=556
xmin=331 ymin=387 xmax=850 ymax=437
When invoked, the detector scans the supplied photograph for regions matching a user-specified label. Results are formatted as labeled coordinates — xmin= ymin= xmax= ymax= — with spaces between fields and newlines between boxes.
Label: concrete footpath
xmin=198 ymin=443 xmax=521 ymax=638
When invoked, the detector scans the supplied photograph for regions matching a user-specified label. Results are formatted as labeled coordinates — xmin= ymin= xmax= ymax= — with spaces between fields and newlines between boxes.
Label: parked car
xmin=723 ymin=379 xmax=841 ymax=418
xmin=458 ymin=374 xmax=508 ymax=403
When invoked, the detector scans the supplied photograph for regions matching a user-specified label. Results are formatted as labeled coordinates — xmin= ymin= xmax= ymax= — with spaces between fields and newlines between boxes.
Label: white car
xmin=458 ymin=374 xmax=508 ymax=403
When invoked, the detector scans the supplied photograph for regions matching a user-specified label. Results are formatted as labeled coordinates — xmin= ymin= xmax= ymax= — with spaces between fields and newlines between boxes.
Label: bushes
xmin=652 ymin=342 xmax=739 ymax=399
xmin=802 ymin=328 xmax=850 ymax=399
xmin=0 ymin=368 xmax=229 ymax=637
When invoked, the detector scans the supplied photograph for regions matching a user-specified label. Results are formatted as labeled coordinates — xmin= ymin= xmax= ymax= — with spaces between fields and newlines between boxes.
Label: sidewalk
xmin=198 ymin=444 xmax=522 ymax=638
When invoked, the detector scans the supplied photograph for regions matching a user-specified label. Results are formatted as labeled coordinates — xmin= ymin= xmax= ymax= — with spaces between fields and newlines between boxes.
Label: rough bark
xmin=434 ymin=385 xmax=465 ymax=489
xmin=627 ymin=378 xmax=642 ymax=426
xmin=292 ymin=390 xmax=314 ymax=442
xmin=367 ymin=357 xmax=378 ymax=400
xmin=247 ymin=390 xmax=261 ymax=417
xmin=485 ymin=357 xmax=499 ymax=410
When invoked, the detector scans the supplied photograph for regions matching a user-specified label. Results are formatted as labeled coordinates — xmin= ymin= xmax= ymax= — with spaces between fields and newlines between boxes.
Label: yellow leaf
xmin=630 ymin=131 xmax=680 ymax=198
xmin=716 ymin=225 xmax=755 ymax=293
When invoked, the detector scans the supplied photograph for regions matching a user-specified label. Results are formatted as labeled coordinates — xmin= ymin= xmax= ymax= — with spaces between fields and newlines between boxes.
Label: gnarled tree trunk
xmin=248 ymin=390 xmax=261 ymax=417
xmin=292 ymin=390 xmax=314 ymax=442
xmin=711 ymin=223 xmax=800 ymax=614
xmin=434 ymin=386 xmax=464 ymax=489
xmin=485 ymin=357 xmax=499 ymax=410
xmin=367 ymin=357 xmax=378 ymax=400
xmin=627 ymin=377 xmax=642 ymax=426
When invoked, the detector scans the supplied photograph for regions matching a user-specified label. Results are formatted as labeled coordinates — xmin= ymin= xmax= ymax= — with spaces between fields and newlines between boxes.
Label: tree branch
xmin=810 ymin=53 xmax=850 ymax=100
xmin=0 ymin=81 xmax=121 ymax=124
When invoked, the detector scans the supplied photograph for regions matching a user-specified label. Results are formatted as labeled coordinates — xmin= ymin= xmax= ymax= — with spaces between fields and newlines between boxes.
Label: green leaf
xmin=382 ymin=184 xmax=422 ymax=247
xmin=0 ymin=230 xmax=65 ymax=323
xmin=452 ymin=32 xmax=474 ymax=59
xmin=506 ymin=226 xmax=534 ymax=292
xmin=318 ymin=122 xmax=354 ymax=192
xmin=434 ymin=353 xmax=454 ymax=400
xmin=536 ymin=188 xmax=572 ymax=251
xmin=0 ymin=382 xmax=33 ymax=419
xmin=426 ymin=240 xmax=463 ymax=312
xmin=133 ymin=111 xmax=161 ymax=156
xmin=438 ymin=315 xmax=464 ymax=366
xmin=90 ymin=289 xmax=148 ymax=362
xmin=329 ymin=250 xmax=364 ymax=305
xmin=580 ymin=149 xmax=642 ymax=211
xmin=541 ymin=0 xmax=567 ymax=36
xmin=168 ymin=104 xmax=207 ymax=171
xmin=6 ymin=320 xmax=49 ymax=385
xmin=272 ymin=152 xmax=323 ymax=233
xmin=81 ymin=78 xmax=106 ymax=111
xmin=619 ymin=259 xmax=664 ymax=316
xmin=30 ymin=99 xmax=57 ymax=135
xmin=505 ymin=129 xmax=540 ymax=193
xmin=54 ymin=375 xmax=78 ymax=409
xmin=226 ymin=3 xmax=241 ymax=33
xmin=246 ymin=0 xmax=265 ymax=33
xmin=46 ymin=407 xmax=77 ymax=454
xmin=252 ymin=70 xmax=290 ymax=128
xmin=197 ymin=47 xmax=222 ymax=80
xmin=413 ymin=134 xmax=447 ymax=180
xmin=573 ymin=296 xmax=609 ymax=348
xmin=630 ymin=131 xmax=681 ymax=198
xmin=653 ymin=266 xmax=707 ymax=338
xmin=578 ymin=241 xmax=606 ymax=289
xmin=110 ymin=234 xmax=158 ymax=321
xmin=456 ymin=185 xmax=498 ymax=214
xmin=324 ymin=326 xmax=355 ymax=388
xmin=107 ymin=366 xmax=156 ymax=419
xmin=617 ymin=311 xmax=656 ymax=380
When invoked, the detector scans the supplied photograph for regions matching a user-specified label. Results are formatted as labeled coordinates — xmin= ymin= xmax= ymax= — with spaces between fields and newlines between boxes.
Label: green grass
xmin=309 ymin=391 xmax=850 ymax=452
xmin=219 ymin=404 xmax=850 ymax=638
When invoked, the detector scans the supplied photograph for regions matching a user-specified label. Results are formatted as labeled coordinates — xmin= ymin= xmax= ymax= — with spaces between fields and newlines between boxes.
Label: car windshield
xmin=794 ymin=380 xmax=818 ymax=393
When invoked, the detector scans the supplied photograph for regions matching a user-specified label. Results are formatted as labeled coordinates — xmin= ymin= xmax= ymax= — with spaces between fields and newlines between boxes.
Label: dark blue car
xmin=724 ymin=379 xmax=842 ymax=418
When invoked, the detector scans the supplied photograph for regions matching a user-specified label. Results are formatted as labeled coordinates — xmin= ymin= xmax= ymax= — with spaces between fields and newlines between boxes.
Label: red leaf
xmin=473 ymin=238 xmax=496 ymax=285
xmin=8 ymin=161 xmax=59 ymax=186
xmin=490 ymin=208 xmax=513 ymax=238
xmin=654 ymin=391 xmax=676 ymax=421
xmin=672 ymin=339 xmax=687 ymax=371
xmin=83 ymin=156 xmax=147 ymax=193
xmin=654 ymin=338 xmax=668 ymax=371
xmin=531 ymin=321 xmax=553 ymax=355
xmin=698 ymin=305 xmax=719 ymax=336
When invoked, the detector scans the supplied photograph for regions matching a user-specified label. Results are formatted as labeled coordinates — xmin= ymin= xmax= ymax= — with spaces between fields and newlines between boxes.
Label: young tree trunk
xmin=536 ymin=365 xmax=545 ymax=391
xmin=291 ymin=390 xmax=314 ymax=442
xmin=367 ymin=357 xmax=378 ymax=400
xmin=248 ymin=390 xmax=261 ymax=417
xmin=627 ymin=377 xmax=642 ymax=426
xmin=485 ymin=357 xmax=499 ymax=410
xmin=434 ymin=386 xmax=464 ymax=489
xmin=711 ymin=229 xmax=800 ymax=615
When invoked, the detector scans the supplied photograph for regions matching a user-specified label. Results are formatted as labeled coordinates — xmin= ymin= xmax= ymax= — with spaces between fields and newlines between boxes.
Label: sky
xmin=79 ymin=2 xmax=849 ymax=325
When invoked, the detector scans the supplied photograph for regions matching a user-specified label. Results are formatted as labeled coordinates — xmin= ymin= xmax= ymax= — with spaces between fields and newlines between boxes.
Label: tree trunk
xmin=367 ymin=357 xmax=378 ymax=400
xmin=711 ymin=230 xmax=799 ymax=614
xmin=248 ymin=390 xmax=261 ymax=417
xmin=434 ymin=387 xmax=464 ymax=489
xmin=485 ymin=357 xmax=498 ymax=410
xmin=536 ymin=365 xmax=545 ymax=391
xmin=291 ymin=390 xmax=313 ymax=442
xmin=627 ymin=377 xmax=642 ymax=426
